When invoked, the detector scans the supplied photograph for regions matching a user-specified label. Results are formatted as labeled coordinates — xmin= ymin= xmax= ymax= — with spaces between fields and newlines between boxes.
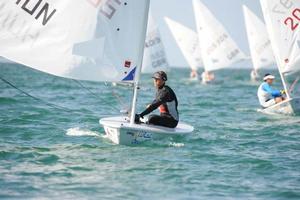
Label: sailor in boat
xmin=250 ymin=69 xmax=260 ymax=81
xmin=190 ymin=69 xmax=199 ymax=79
xmin=257 ymin=73 xmax=286 ymax=108
xmin=201 ymin=71 xmax=215 ymax=83
xmin=135 ymin=71 xmax=179 ymax=128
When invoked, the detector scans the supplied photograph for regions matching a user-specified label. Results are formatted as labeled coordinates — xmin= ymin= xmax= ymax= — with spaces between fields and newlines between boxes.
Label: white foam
xmin=66 ymin=127 xmax=99 ymax=137
xmin=169 ymin=142 xmax=185 ymax=147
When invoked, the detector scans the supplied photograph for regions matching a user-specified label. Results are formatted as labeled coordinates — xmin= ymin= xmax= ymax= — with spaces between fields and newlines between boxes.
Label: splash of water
xmin=66 ymin=127 xmax=99 ymax=137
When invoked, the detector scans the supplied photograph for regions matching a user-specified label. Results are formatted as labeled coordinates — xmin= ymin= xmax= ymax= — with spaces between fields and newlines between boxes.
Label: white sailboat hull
xmin=100 ymin=116 xmax=194 ymax=145
xmin=258 ymin=98 xmax=300 ymax=115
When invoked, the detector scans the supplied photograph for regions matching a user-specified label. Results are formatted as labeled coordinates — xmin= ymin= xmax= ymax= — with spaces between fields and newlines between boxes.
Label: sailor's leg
xmin=275 ymin=97 xmax=283 ymax=103
xmin=264 ymin=99 xmax=276 ymax=107
xmin=148 ymin=114 xmax=178 ymax=128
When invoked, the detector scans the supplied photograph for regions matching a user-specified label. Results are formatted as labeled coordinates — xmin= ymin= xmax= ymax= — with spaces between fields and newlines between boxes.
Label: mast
xmin=278 ymin=67 xmax=291 ymax=99
xmin=130 ymin=0 xmax=150 ymax=125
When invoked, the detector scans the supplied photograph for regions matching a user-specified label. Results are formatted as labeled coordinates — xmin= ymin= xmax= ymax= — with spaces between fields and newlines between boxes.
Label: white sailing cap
xmin=263 ymin=74 xmax=275 ymax=81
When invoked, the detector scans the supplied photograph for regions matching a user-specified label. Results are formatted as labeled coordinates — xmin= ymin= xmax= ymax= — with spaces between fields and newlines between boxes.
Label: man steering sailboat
xmin=257 ymin=73 xmax=286 ymax=108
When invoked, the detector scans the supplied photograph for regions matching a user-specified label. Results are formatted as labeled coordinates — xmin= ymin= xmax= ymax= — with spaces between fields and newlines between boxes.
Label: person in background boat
xmin=190 ymin=69 xmax=198 ymax=79
xmin=201 ymin=71 xmax=215 ymax=83
xmin=257 ymin=73 xmax=286 ymax=108
xmin=250 ymin=69 xmax=260 ymax=81
xmin=135 ymin=71 xmax=179 ymax=128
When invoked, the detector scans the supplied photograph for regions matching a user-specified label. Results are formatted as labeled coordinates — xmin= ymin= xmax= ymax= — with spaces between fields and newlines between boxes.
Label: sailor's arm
xmin=262 ymin=83 xmax=281 ymax=97
xmin=140 ymin=90 xmax=170 ymax=117
xmin=140 ymin=98 xmax=164 ymax=117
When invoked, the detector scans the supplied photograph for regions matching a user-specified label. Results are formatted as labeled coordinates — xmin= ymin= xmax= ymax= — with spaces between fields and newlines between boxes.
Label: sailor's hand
xmin=134 ymin=114 xmax=141 ymax=124
xmin=280 ymin=90 xmax=286 ymax=95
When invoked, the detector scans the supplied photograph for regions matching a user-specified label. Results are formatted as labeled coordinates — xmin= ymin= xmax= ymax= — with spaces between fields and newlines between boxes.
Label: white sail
xmin=0 ymin=0 xmax=149 ymax=82
xmin=193 ymin=0 xmax=247 ymax=72
xmin=164 ymin=17 xmax=202 ymax=70
xmin=243 ymin=5 xmax=275 ymax=71
xmin=260 ymin=0 xmax=300 ymax=75
xmin=142 ymin=12 xmax=168 ymax=74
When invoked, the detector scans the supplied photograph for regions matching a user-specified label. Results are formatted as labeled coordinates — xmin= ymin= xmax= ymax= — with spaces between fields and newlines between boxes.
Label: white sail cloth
xmin=243 ymin=5 xmax=275 ymax=71
xmin=0 ymin=0 xmax=149 ymax=82
xmin=142 ymin=12 xmax=168 ymax=74
xmin=193 ymin=0 xmax=247 ymax=72
xmin=164 ymin=17 xmax=202 ymax=70
xmin=260 ymin=0 xmax=300 ymax=75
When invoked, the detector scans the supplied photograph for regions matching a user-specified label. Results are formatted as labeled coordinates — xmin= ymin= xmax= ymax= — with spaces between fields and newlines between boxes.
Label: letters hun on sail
xmin=0 ymin=0 xmax=149 ymax=82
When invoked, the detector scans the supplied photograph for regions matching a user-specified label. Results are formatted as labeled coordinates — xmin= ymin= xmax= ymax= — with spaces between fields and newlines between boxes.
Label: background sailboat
xmin=164 ymin=17 xmax=203 ymax=79
xmin=193 ymin=0 xmax=247 ymax=84
xmin=142 ymin=11 xmax=169 ymax=74
xmin=259 ymin=0 xmax=300 ymax=115
xmin=243 ymin=5 xmax=276 ymax=81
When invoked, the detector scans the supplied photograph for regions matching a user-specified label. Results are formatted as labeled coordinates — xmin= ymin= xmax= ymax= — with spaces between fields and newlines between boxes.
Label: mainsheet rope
xmin=0 ymin=76 xmax=127 ymax=115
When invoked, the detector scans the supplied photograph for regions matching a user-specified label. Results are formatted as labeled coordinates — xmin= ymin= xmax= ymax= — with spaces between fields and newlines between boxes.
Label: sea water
xmin=0 ymin=63 xmax=300 ymax=199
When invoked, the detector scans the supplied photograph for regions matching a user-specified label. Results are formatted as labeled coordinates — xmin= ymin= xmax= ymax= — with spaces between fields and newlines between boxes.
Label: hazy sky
xmin=151 ymin=0 xmax=263 ymax=67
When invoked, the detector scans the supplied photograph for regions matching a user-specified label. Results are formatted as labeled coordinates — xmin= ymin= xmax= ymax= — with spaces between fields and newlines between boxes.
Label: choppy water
xmin=1 ymin=63 xmax=300 ymax=199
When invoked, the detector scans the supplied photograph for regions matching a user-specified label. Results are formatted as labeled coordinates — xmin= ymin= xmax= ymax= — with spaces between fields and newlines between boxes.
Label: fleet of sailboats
xmin=0 ymin=0 xmax=300 ymax=145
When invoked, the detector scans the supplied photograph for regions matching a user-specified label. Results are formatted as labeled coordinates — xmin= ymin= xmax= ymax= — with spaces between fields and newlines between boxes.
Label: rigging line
xmin=288 ymin=76 xmax=300 ymax=94
xmin=0 ymin=76 xmax=74 ymax=113
xmin=0 ymin=76 xmax=121 ymax=120
xmin=72 ymin=79 xmax=121 ymax=112
xmin=103 ymin=82 xmax=131 ymax=110
xmin=111 ymin=89 xmax=128 ymax=109
xmin=108 ymin=82 xmax=134 ymax=108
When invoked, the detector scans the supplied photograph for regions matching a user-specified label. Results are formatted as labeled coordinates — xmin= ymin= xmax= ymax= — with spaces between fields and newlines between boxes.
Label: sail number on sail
xmin=207 ymin=33 xmax=228 ymax=55
xmin=284 ymin=8 xmax=300 ymax=31
xmin=0 ymin=1 xmax=55 ymax=46
xmin=151 ymin=51 xmax=168 ymax=68
xmin=207 ymin=33 xmax=240 ymax=60
xmin=87 ymin=0 xmax=122 ymax=19
xmin=99 ymin=0 xmax=121 ymax=19
xmin=271 ymin=0 xmax=300 ymax=31
xmin=145 ymin=35 xmax=161 ymax=48
xmin=15 ymin=0 xmax=57 ymax=26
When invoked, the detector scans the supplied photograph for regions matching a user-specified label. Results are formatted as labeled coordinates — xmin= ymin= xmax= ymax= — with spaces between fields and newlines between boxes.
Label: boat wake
xmin=66 ymin=127 xmax=100 ymax=137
